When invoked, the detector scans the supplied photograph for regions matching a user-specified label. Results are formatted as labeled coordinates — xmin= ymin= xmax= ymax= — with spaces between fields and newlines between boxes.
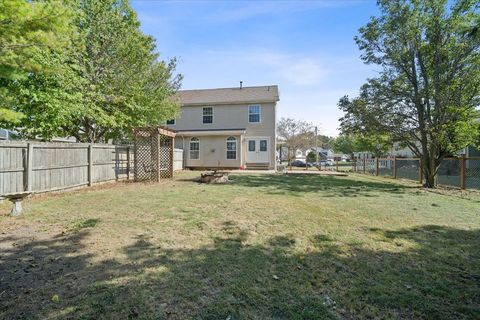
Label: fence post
xmin=26 ymin=143 xmax=34 ymax=191
xmin=88 ymin=144 xmax=93 ymax=186
xmin=126 ymin=146 xmax=130 ymax=180
xmin=460 ymin=155 xmax=466 ymax=190
xmin=393 ymin=157 xmax=397 ymax=179
xmin=375 ymin=157 xmax=379 ymax=176
xmin=363 ymin=157 xmax=366 ymax=174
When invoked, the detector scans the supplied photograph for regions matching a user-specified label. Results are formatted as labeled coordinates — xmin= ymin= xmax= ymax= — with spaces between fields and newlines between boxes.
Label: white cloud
xmin=211 ymin=50 xmax=329 ymax=86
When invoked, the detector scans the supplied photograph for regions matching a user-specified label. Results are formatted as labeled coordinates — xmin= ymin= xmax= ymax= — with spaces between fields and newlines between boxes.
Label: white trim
xmin=226 ymin=136 xmax=237 ymax=160
xmin=248 ymin=105 xmax=261 ymax=123
xmin=202 ymin=106 xmax=214 ymax=125
xmin=176 ymin=130 xmax=246 ymax=137
xmin=189 ymin=137 xmax=200 ymax=160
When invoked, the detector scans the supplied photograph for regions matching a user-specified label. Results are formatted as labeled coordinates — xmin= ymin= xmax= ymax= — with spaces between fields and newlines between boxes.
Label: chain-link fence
xmin=437 ymin=158 xmax=461 ymax=188
xmin=466 ymin=158 xmax=480 ymax=190
xmin=396 ymin=158 xmax=421 ymax=182
xmin=350 ymin=156 xmax=480 ymax=191
xmin=365 ymin=159 xmax=376 ymax=175
xmin=378 ymin=158 xmax=394 ymax=176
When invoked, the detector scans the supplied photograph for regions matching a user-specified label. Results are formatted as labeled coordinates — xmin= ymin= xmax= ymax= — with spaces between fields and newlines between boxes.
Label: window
xmin=248 ymin=140 xmax=255 ymax=152
xmin=166 ymin=119 xmax=175 ymax=125
xmin=248 ymin=105 xmax=261 ymax=123
xmin=260 ymin=140 xmax=267 ymax=151
xmin=203 ymin=107 xmax=213 ymax=124
xmin=189 ymin=137 xmax=199 ymax=160
xmin=226 ymin=136 xmax=237 ymax=160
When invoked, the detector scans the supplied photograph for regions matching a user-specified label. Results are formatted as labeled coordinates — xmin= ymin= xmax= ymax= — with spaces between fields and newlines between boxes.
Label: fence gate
xmin=133 ymin=126 xmax=176 ymax=182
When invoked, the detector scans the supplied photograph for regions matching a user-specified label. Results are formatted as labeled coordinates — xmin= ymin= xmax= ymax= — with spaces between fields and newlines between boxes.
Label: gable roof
xmin=177 ymin=85 xmax=279 ymax=106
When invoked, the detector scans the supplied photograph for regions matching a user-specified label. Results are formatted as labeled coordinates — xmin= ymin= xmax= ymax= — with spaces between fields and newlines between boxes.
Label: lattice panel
xmin=159 ymin=135 xmax=173 ymax=179
xmin=134 ymin=127 xmax=174 ymax=182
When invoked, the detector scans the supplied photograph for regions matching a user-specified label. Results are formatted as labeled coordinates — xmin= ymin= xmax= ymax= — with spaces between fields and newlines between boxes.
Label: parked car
xmin=290 ymin=160 xmax=308 ymax=167
xmin=318 ymin=160 xmax=333 ymax=166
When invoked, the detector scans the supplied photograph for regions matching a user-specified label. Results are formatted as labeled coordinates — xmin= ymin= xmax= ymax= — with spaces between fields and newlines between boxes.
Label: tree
xmin=65 ymin=0 xmax=181 ymax=142
xmin=0 ymin=0 xmax=72 ymax=123
xmin=332 ymin=135 xmax=357 ymax=159
xmin=332 ymin=133 xmax=391 ymax=159
xmin=4 ymin=0 xmax=182 ymax=142
xmin=277 ymin=118 xmax=314 ymax=167
xmin=306 ymin=151 xmax=317 ymax=163
xmin=339 ymin=0 xmax=480 ymax=187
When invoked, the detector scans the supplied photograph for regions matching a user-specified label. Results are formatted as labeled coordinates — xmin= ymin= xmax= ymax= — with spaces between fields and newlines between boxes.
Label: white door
xmin=246 ymin=138 xmax=269 ymax=163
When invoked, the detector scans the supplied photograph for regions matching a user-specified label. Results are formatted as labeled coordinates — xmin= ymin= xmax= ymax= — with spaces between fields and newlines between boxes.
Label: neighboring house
xmin=295 ymin=149 xmax=307 ymax=161
xmin=0 ymin=129 xmax=11 ymax=140
xmin=166 ymin=85 xmax=279 ymax=170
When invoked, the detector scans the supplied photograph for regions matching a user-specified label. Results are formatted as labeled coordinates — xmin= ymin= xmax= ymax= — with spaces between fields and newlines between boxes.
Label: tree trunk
xmin=421 ymin=153 xmax=437 ymax=188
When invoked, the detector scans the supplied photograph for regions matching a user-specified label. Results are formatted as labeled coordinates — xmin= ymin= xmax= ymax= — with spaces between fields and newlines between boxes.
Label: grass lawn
xmin=1 ymin=172 xmax=479 ymax=319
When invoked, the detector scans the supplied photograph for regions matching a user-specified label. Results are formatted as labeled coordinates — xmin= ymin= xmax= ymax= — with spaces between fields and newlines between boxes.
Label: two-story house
xmin=166 ymin=85 xmax=279 ymax=170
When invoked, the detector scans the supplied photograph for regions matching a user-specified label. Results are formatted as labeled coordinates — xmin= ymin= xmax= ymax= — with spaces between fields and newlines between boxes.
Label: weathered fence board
xmin=0 ymin=141 xmax=184 ymax=196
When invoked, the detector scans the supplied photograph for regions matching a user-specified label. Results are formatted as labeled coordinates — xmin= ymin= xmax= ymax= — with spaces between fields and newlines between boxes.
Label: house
xmin=0 ymin=129 xmax=11 ymax=140
xmin=166 ymin=85 xmax=279 ymax=170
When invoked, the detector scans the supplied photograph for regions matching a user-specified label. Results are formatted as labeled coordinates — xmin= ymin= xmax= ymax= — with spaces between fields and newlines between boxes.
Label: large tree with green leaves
xmin=65 ymin=0 xmax=181 ymax=142
xmin=3 ymin=0 xmax=181 ymax=142
xmin=339 ymin=0 xmax=480 ymax=187
xmin=0 ymin=0 xmax=72 ymax=123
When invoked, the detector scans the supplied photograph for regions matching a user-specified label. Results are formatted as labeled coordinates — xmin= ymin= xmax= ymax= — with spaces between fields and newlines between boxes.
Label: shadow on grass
xmin=227 ymin=174 xmax=416 ymax=197
xmin=0 ymin=224 xmax=478 ymax=319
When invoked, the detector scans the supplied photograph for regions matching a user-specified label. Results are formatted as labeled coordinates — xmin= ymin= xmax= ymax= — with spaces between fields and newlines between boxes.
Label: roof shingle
xmin=177 ymin=85 xmax=279 ymax=106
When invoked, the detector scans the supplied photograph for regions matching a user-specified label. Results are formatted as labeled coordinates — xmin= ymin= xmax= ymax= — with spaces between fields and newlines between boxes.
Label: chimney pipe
xmin=240 ymin=81 xmax=243 ymax=89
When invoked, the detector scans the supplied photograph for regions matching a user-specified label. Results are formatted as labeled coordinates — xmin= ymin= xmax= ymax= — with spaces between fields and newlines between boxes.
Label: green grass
xmin=1 ymin=172 xmax=479 ymax=319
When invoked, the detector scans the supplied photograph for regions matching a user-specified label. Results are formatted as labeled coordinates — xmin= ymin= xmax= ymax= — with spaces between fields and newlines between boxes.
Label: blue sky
xmin=132 ymin=0 xmax=380 ymax=136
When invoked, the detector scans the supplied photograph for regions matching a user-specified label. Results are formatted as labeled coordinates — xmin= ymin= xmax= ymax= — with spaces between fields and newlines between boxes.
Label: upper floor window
xmin=190 ymin=137 xmax=200 ymax=160
xmin=248 ymin=105 xmax=261 ymax=123
xmin=203 ymin=107 xmax=213 ymax=124
xmin=166 ymin=119 xmax=175 ymax=125
xmin=226 ymin=136 xmax=237 ymax=159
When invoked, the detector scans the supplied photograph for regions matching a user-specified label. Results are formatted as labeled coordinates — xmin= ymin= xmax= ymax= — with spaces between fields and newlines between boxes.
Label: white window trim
xmin=189 ymin=137 xmax=200 ymax=160
xmin=248 ymin=105 xmax=261 ymax=123
xmin=203 ymin=106 xmax=214 ymax=125
xmin=226 ymin=136 xmax=237 ymax=160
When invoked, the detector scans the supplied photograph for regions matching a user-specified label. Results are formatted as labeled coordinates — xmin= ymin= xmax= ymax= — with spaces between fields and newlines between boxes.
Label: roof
xmin=177 ymin=85 xmax=279 ymax=106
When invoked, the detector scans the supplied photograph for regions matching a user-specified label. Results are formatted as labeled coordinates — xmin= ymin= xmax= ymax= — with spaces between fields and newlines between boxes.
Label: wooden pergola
xmin=132 ymin=126 xmax=176 ymax=181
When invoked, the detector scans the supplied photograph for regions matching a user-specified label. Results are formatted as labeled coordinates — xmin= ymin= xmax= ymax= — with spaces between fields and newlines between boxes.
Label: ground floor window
xmin=226 ymin=136 xmax=237 ymax=159
xmin=190 ymin=137 xmax=199 ymax=159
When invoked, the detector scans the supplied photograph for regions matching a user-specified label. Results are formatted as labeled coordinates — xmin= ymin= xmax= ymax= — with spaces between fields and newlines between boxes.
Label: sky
xmin=131 ymin=0 xmax=380 ymax=137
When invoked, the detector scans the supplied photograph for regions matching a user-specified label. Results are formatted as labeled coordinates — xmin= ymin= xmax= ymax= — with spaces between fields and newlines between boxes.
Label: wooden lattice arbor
xmin=133 ymin=126 xmax=176 ymax=181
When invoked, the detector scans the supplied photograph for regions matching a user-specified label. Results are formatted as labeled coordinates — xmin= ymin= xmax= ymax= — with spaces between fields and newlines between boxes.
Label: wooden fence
xmin=351 ymin=156 xmax=480 ymax=190
xmin=0 ymin=141 xmax=184 ymax=196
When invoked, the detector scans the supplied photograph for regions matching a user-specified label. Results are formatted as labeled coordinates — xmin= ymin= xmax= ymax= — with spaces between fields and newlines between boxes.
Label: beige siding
xmin=167 ymin=103 xmax=276 ymax=169
xmin=175 ymin=135 xmax=241 ymax=168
